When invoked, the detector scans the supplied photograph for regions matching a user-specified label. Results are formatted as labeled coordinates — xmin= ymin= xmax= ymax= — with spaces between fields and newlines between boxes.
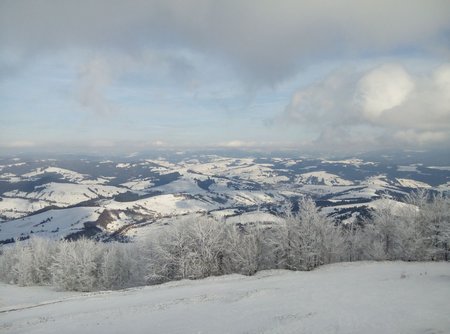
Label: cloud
xmin=357 ymin=64 xmax=450 ymax=131
xmin=3 ymin=140 xmax=36 ymax=148
xmin=282 ymin=63 xmax=450 ymax=150
xmin=394 ymin=129 xmax=449 ymax=146
xmin=1 ymin=0 xmax=449 ymax=84
xmin=75 ymin=51 xmax=196 ymax=114
xmin=282 ymin=68 xmax=359 ymax=126
xmin=77 ymin=56 xmax=116 ymax=114
xmin=1 ymin=1 xmax=449 ymax=153
xmin=219 ymin=140 xmax=258 ymax=148
xmin=355 ymin=64 xmax=415 ymax=120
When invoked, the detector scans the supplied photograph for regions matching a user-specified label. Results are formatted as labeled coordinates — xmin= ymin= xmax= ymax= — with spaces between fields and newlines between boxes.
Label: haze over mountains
xmin=1 ymin=150 xmax=448 ymax=244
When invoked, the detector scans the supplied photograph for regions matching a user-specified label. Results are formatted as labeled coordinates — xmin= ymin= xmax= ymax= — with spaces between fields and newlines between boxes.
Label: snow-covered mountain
xmin=295 ymin=171 xmax=353 ymax=186
xmin=0 ymin=151 xmax=449 ymax=243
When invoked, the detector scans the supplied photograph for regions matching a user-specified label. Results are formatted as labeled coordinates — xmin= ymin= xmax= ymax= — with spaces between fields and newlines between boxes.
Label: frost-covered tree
xmin=0 ymin=192 xmax=447 ymax=292
xmin=367 ymin=199 xmax=404 ymax=260
xmin=146 ymin=220 xmax=197 ymax=282
xmin=341 ymin=221 xmax=369 ymax=262
xmin=0 ymin=237 xmax=57 ymax=286
xmin=52 ymin=239 xmax=104 ymax=291
xmin=28 ymin=237 xmax=57 ymax=285
xmin=188 ymin=217 xmax=228 ymax=277
xmin=100 ymin=243 xmax=143 ymax=290
xmin=403 ymin=191 xmax=450 ymax=261
xmin=10 ymin=243 xmax=34 ymax=286
xmin=362 ymin=191 xmax=449 ymax=261
xmin=273 ymin=197 xmax=345 ymax=271
xmin=143 ymin=217 xmax=229 ymax=283
xmin=222 ymin=225 xmax=262 ymax=275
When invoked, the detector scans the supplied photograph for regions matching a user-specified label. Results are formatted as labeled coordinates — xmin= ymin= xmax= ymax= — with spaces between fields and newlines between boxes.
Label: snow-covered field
xmin=1 ymin=262 xmax=449 ymax=334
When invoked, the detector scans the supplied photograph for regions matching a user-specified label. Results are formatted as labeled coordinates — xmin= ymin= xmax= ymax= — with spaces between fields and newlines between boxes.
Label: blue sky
xmin=1 ymin=1 xmax=449 ymax=154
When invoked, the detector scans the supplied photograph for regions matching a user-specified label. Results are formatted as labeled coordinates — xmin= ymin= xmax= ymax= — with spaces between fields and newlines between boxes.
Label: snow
xmin=153 ymin=176 xmax=204 ymax=194
xmin=115 ymin=163 xmax=131 ymax=168
xmin=226 ymin=191 xmax=277 ymax=206
xmin=396 ymin=178 xmax=431 ymax=189
xmin=106 ymin=194 xmax=212 ymax=217
xmin=178 ymin=158 xmax=288 ymax=185
xmin=397 ymin=165 xmax=420 ymax=172
xmin=225 ymin=211 xmax=283 ymax=225
xmin=208 ymin=208 xmax=240 ymax=220
xmin=1 ymin=262 xmax=449 ymax=334
xmin=363 ymin=174 xmax=391 ymax=187
xmin=427 ymin=166 xmax=450 ymax=171
xmin=321 ymin=158 xmax=376 ymax=167
xmin=0 ymin=207 xmax=102 ymax=240
xmin=22 ymin=167 xmax=88 ymax=183
xmin=438 ymin=182 xmax=450 ymax=191
xmin=4 ymin=183 xmax=127 ymax=206
xmin=296 ymin=171 xmax=353 ymax=186
xmin=321 ymin=198 xmax=414 ymax=216
xmin=0 ymin=173 xmax=22 ymax=183
xmin=297 ymin=185 xmax=357 ymax=197
xmin=79 ymin=178 xmax=111 ymax=185
xmin=120 ymin=178 xmax=154 ymax=191
xmin=0 ymin=198 xmax=50 ymax=220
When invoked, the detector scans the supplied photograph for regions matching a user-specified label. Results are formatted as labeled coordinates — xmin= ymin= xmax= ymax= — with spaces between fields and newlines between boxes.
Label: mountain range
xmin=1 ymin=150 xmax=449 ymax=244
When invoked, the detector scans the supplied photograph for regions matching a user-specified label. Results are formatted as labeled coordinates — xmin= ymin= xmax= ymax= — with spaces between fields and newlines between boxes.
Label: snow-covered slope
xmin=0 ymin=198 xmax=50 ymax=220
xmin=0 ymin=207 xmax=102 ymax=241
xmin=0 ymin=153 xmax=448 ymax=242
xmin=106 ymin=193 xmax=213 ymax=218
xmin=396 ymin=178 xmax=431 ymax=189
xmin=22 ymin=167 xmax=87 ymax=183
xmin=296 ymin=171 xmax=354 ymax=186
xmin=1 ymin=262 xmax=449 ymax=334
xmin=4 ymin=183 xmax=127 ymax=207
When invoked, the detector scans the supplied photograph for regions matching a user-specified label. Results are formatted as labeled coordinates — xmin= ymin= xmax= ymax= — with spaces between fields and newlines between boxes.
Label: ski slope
xmin=1 ymin=262 xmax=449 ymax=334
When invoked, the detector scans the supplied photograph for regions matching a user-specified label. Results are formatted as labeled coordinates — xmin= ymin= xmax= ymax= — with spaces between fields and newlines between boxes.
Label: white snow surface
xmin=296 ymin=171 xmax=353 ymax=186
xmin=397 ymin=165 xmax=420 ymax=172
xmin=106 ymin=194 xmax=212 ymax=217
xmin=321 ymin=158 xmax=376 ymax=167
xmin=0 ymin=207 xmax=101 ymax=240
xmin=427 ymin=166 xmax=450 ymax=171
xmin=1 ymin=262 xmax=449 ymax=334
xmin=0 ymin=198 xmax=51 ymax=220
xmin=225 ymin=211 xmax=283 ymax=225
xmin=4 ymin=183 xmax=127 ymax=206
xmin=396 ymin=178 xmax=432 ymax=189
xmin=120 ymin=178 xmax=154 ymax=191
xmin=21 ymin=167 xmax=87 ymax=183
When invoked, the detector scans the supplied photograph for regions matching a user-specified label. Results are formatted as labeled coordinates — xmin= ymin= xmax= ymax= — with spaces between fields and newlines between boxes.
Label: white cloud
xmin=282 ymin=62 xmax=450 ymax=150
xmin=282 ymin=68 xmax=358 ymax=126
xmin=3 ymin=141 xmax=36 ymax=148
xmin=355 ymin=64 xmax=414 ymax=120
xmin=394 ymin=129 xmax=449 ymax=146
xmin=219 ymin=140 xmax=257 ymax=148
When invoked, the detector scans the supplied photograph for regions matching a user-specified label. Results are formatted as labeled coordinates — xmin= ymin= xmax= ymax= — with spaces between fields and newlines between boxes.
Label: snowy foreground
xmin=1 ymin=262 xmax=449 ymax=334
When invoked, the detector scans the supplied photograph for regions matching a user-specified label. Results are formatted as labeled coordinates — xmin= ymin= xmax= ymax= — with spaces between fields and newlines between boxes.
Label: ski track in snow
xmin=1 ymin=262 xmax=449 ymax=334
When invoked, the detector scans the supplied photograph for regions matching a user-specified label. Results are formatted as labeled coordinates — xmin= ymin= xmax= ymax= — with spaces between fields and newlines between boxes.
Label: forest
xmin=1 ymin=191 xmax=448 ymax=292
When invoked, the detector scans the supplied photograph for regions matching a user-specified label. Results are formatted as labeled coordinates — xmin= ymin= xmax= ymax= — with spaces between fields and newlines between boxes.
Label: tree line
xmin=0 ymin=191 xmax=448 ymax=292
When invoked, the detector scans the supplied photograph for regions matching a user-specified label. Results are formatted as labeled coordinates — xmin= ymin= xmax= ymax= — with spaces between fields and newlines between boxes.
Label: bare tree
xmin=52 ymin=239 xmax=103 ymax=291
xmin=272 ymin=198 xmax=345 ymax=271
xmin=100 ymin=243 xmax=142 ymax=290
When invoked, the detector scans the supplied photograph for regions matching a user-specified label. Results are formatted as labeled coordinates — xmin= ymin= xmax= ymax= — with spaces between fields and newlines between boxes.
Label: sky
xmin=1 ymin=0 xmax=450 ymax=154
